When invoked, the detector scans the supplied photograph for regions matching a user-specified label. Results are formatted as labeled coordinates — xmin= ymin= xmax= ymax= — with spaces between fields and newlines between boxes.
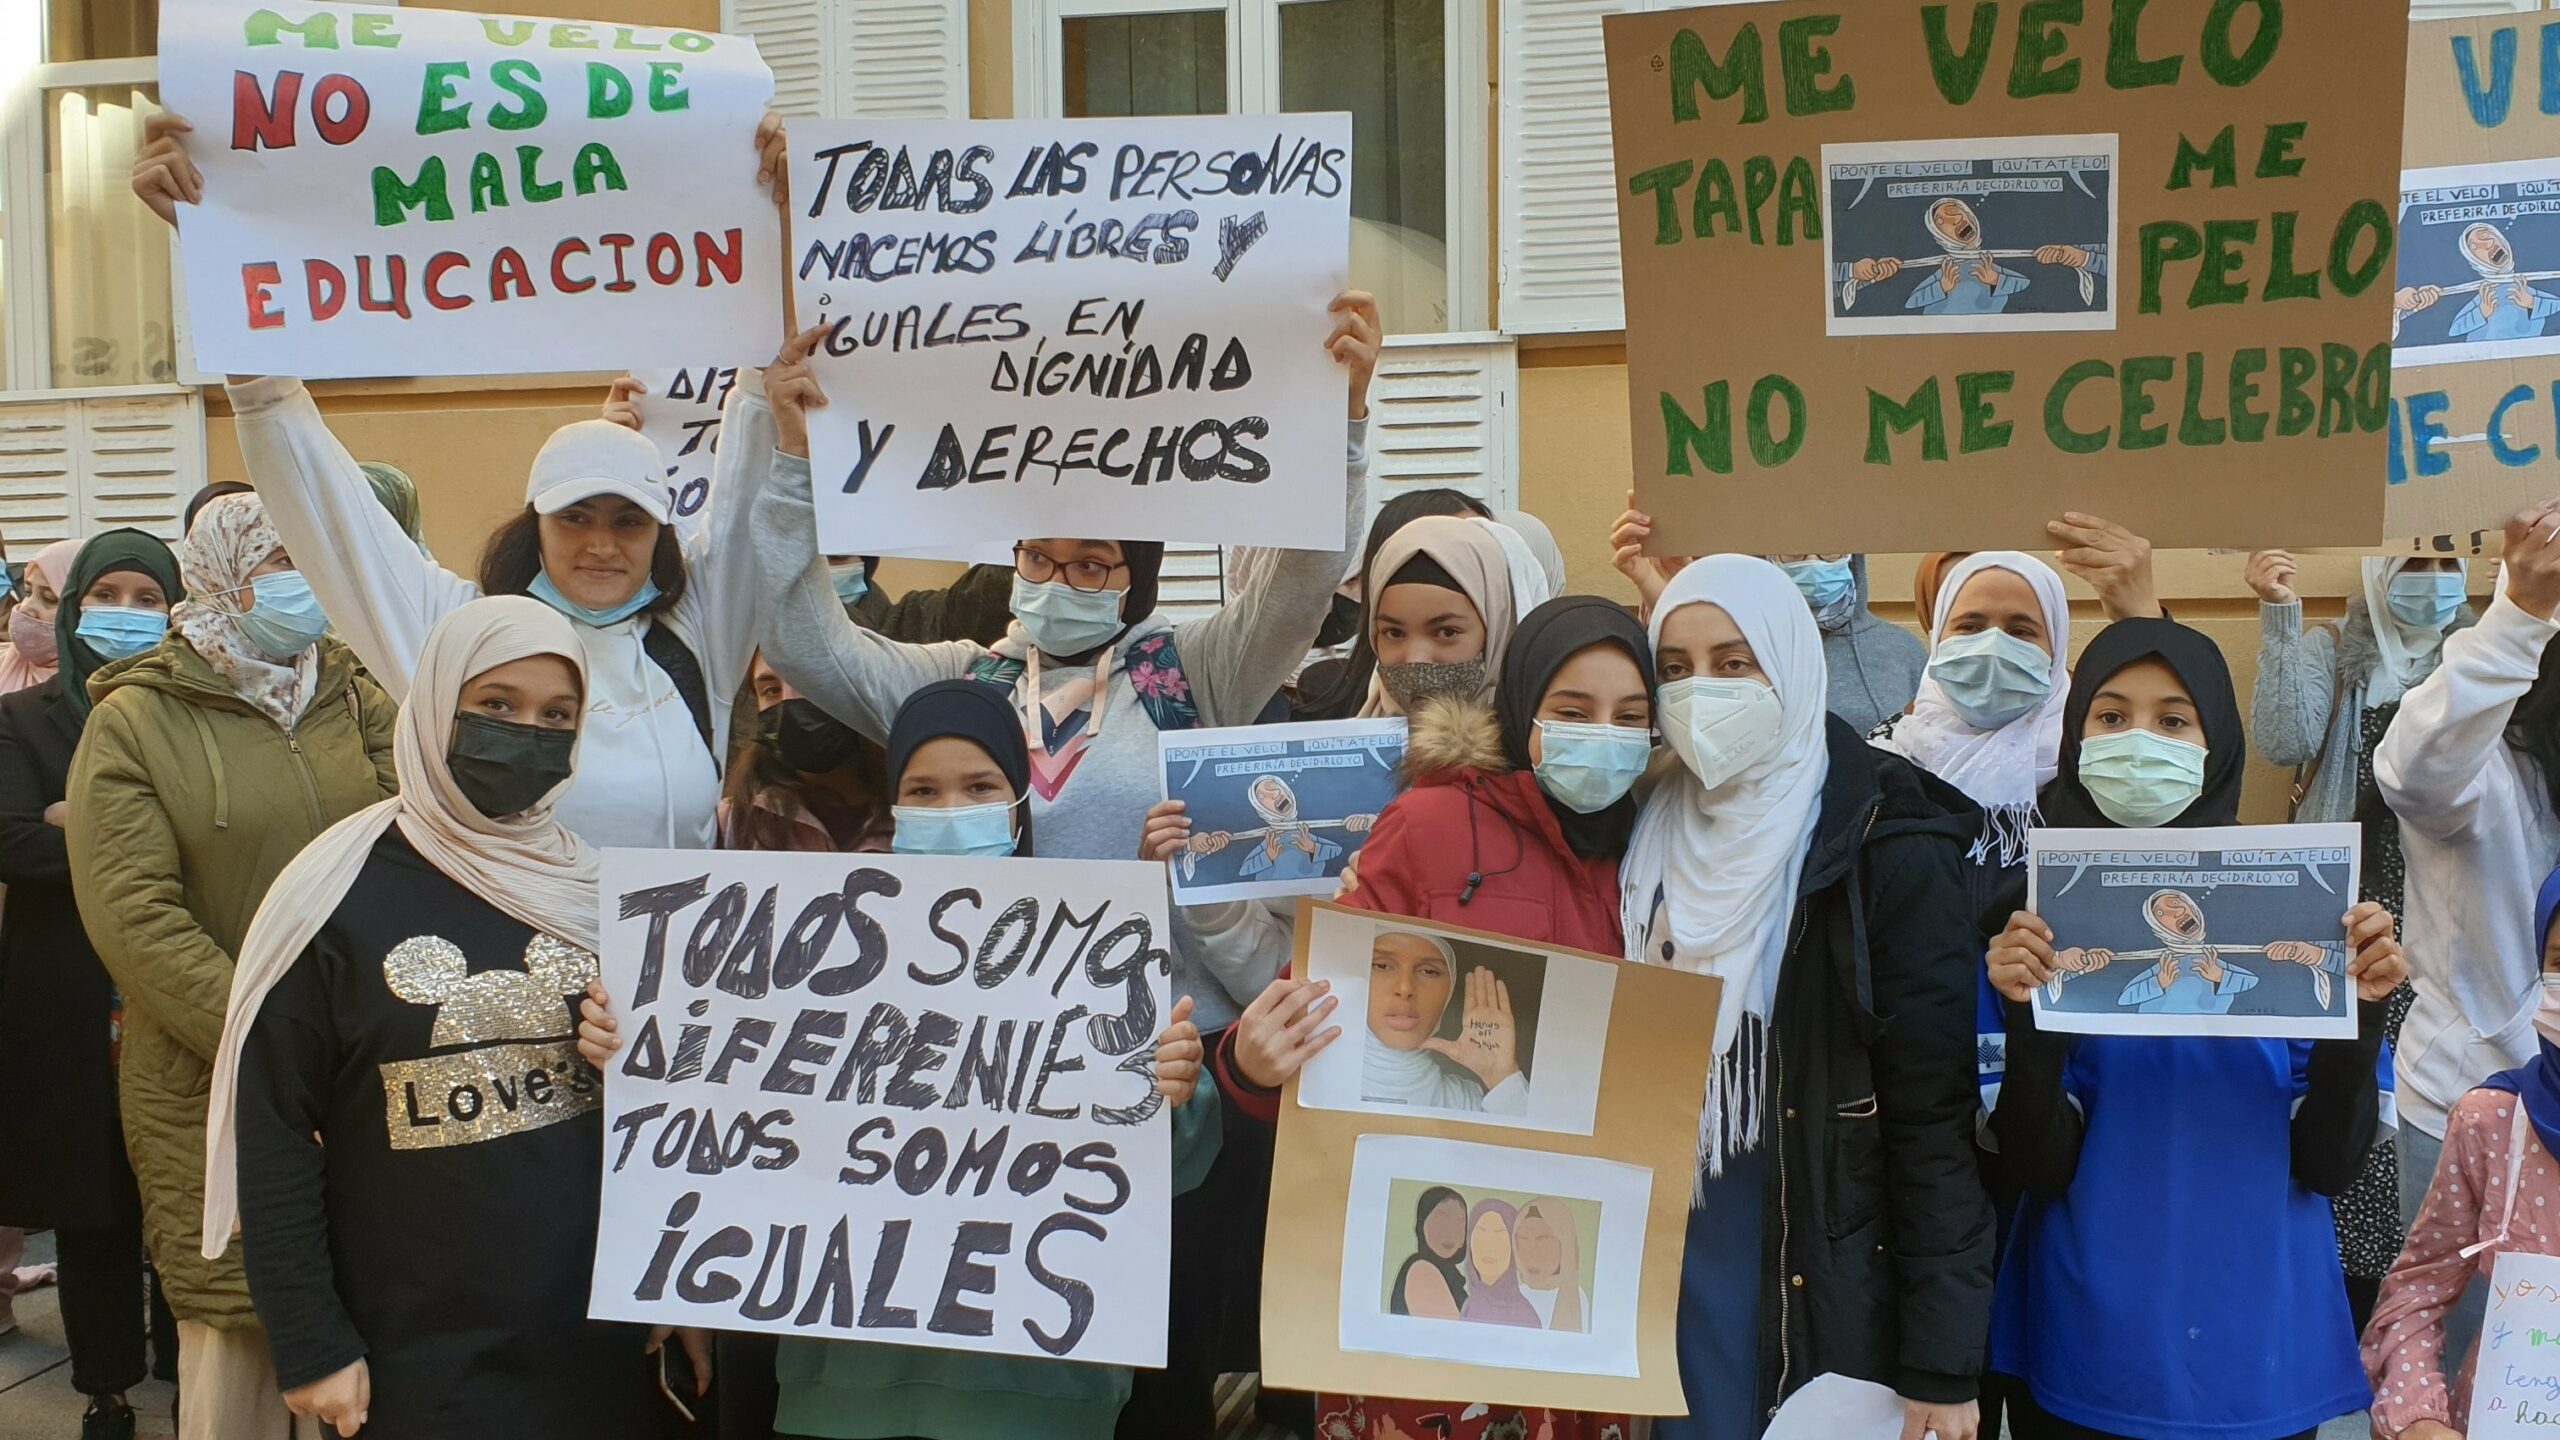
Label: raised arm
xmin=1172 ymin=292 xmax=1380 ymax=727
xmin=2243 ymin=551 xmax=2340 ymax=770
xmin=668 ymin=362 xmax=780 ymax=756
xmin=67 ymin=704 xmax=235 ymax=1061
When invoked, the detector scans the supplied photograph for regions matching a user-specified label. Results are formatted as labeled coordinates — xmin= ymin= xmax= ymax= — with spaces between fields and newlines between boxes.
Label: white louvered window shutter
xmin=728 ymin=0 xmax=828 ymax=117
xmin=1500 ymin=0 xmax=1643 ymax=335
xmin=838 ymin=0 xmax=971 ymax=119
xmin=0 ymin=392 xmax=201 ymax=546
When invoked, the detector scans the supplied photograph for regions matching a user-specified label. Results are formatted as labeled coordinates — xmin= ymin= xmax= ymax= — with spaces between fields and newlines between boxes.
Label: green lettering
xmin=2326 ymin=198 xmax=2393 ymax=296
xmin=2119 ymin=355 xmax=2173 ymax=451
xmin=572 ymin=141 xmax=627 ymax=196
xmin=2317 ymin=342 xmax=2360 ymax=437
xmin=2106 ymin=0 xmax=2183 ymax=87
xmin=647 ymin=60 xmax=690 ymax=112
xmin=2138 ymin=221 xmax=2202 ymax=315
xmin=351 ymin=13 xmax=399 ymax=46
xmin=2261 ymin=212 xmax=2320 ymax=301
xmin=1777 ymin=156 xmax=1822 ymax=244
xmin=2256 ymin=120 xmax=2308 ymax=178
xmin=2177 ymin=353 xmax=2227 ymax=446
xmin=1747 ymin=375 xmax=1807 ymax=467
xmin=1662 ymin=386 xmax=1733 ymax=476
xmin=244 ymin=8 xmax=338 ymax=46
xmin=1742 ymin=155 xmax=1778 ymax=246
xmin=1629 ymin=161 xmax=1694 ymax=245
xmin=2200 ymin=0 xmax=2283 ymax=87
xmin=370 ymin=156 xmax=452 ymax=225
xmin=2228 ymin=347 xmax=2269 ymax=442
xmin=416 ymin=60 xmax=470 ymax=135
xmin=1694 ymin=159 xmax=1742 ymax=238
xmin=1958 ymin=371 xmax=2015 ymax=454
xmin=1866 ymin=378 xmax=1947 ymax=465
xmin=1920 ymin=3 xmax=1999 ymax=104
xmin=487 ymin=58 xmax=547 ymax=129
xmin=2355 ymin=342 xmax=2391 ymax=431
xmin=1777 ymin=15 xmax=1854 ymax=115
xmin=551 ymin=22 xmax=599 ymax=48
xmin=2190 ymin=219 xmax=2257 ymax=308
xmin=2046 ymin=360 xmax=2115 ymax=455
xmin=517 ymin=145 xmax=563 ymax=202
xmin=587 ymin=62 xmax=634 ymax=119
xmin=468 ymin=152 xmax=507 ymax=212
xmin=2009 ymin=0 xmax=2084 ymax=99
xmin=2166 ymin=126 xmax=2238 ymax=191
xmin=1669 ymin=25 xmax=1768 ymax=124
xmin=2275 ymin=347 xmax=2318 ymax=437
xmin=481 ymin=18 xmax=534 ymax=44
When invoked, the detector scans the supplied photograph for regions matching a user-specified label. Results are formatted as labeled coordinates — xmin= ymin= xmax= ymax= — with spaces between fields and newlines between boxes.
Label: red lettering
xmin=303 ymin=259 xmax=346 ymax=321
xmin=241 ymin=262 xmax=285 ymax=330
xmin=599 ymin=233 xmax=637 ymax=293
xmin=422 ymin=252 xmax=471 ymax=311
xmin=355 ymin=254 xmax=412 ymax=319
xmin=645 ymin=232 xmax=683 ymax=285
xmin=232 ymin=70 xmax=302 ymax=151
xmin=310 ymin=75 xmax=371 ymax=145
xmin=488 ymin=247 xmax=535 ymax=301
xmin=692 ymin=229 xmax=743 ymax=287
xmin=551 ymin=238 xmax=595 ymax=294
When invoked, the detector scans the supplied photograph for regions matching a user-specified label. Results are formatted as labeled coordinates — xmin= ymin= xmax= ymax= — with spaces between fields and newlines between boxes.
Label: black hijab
xmin=2039 ymin=617 xmax=2245 ymax=830
xmin=56 ymin=529 xmax=185 ymax=722
xmin=1497 ymin=596 xmax=1656 ymax=859
xmin=1389 ymin=1184 xmax=1470 ymax=1316
xmin=885 ymin=679 xmax=1036 ymax=856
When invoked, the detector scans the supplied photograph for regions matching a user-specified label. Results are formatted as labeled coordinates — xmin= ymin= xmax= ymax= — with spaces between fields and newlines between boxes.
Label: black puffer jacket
xmin=1750 ymin=717 xmax=1996 ymax=1414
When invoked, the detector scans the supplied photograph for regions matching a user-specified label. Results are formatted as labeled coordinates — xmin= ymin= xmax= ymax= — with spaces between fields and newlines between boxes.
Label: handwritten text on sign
xmin=2472 ymin=1249 xmax=2560 ymax=1431
xmin=635 ymin=366 xmax=737 ymax=542
xmin=159 ymin=1 xmax=782 ymax=378
xmin=586 ymin=849 xmax=1174 ymax=1367
xmin=790 ymin=115 xmax=1352 ymax=557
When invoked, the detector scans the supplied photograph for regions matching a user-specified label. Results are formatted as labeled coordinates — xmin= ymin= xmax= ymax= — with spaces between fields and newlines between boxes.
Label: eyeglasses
xmin=1014 ymin=545 xmax=1127 ymax=594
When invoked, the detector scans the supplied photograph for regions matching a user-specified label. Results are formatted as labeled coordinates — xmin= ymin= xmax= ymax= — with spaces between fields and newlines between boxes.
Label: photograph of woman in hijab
xmin=1359 ymin=931 xmax=1543 ymax=1117
xmin=1377 ymin=1180 xmax=1599 ymax=1334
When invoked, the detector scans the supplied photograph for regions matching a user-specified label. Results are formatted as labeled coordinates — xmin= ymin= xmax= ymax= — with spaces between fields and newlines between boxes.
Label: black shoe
xmin=79 ymin=1397 xmax=135 ymax=1440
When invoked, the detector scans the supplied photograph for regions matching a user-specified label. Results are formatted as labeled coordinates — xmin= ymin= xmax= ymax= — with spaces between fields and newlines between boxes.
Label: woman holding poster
xmin=129 ymin=113 xmax=794 ymax=853
xmin=1983 ymin=619 xmax=2407 ymax=1440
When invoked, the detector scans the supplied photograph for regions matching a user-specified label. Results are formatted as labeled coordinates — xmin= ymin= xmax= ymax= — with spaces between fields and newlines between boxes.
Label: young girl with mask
xmin=1292 ymin=489 xmax=1494 ymax=721
xmin=1354 ymin=516 xmax=1519 ymax=718
xmin=0 ymin=531 xmax=183 ymax=1438
xmin=1984 ymin=618 xmax=2406 ymax=1440
xmin=576 ymin=679 xmax=1214 ymax=1440
xmin=202 ymin=598 xmax=654 ymax=1440
xmin=1620 ymin=557 xmax=1989 ymax=1440
xmin=723 ymin=653 xmax=887 ymax=853
xmin=1208 ymin=595 xmax=1654 ymax=1440
xmin=2363 ymin=863 xmax=2560 ymax=1440
xmin=68 ymin=499 xmax=396 ymax=1440
xmin=131 ymin=112 xmax=794 ymax=852
xmin=0 ymin=538 xmax=80 ymax=696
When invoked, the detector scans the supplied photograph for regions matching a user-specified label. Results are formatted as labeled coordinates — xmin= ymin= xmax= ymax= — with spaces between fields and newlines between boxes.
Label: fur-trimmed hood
xmin=1403 ymin=696 xmax=1507 ymax=780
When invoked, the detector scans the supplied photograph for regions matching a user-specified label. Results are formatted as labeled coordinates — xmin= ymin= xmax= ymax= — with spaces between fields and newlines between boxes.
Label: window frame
xmin=1012 ymin=0 xmax=1489 ymax=333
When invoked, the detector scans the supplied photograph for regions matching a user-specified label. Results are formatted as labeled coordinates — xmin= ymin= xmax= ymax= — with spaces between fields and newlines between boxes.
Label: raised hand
xmin=1233 ymin=976 xmax=1342 ymax=1090
xmin=1987 ymin=911 xmax=2056 ymax=1003
xmin=2344 ymin=901 xmax=2407 ymax=1003
xmin=767 ymin=323 xmax=831 ymax=460
xmin=577 ymin=981 xmax=623 ymax=1070
xmin=2050 ymin=512 xmax=2161 ymax=620
xmin=1610 ymin=491 xmax=1691 ymax=616
xmin=1139 ymin=799 xmax=1192 ymax=863
xmin=1422 ymin=966 xmax=1519 ymax=1092
xmin=2244 ymin=550 xmax=2297 ymax=605
xmin=2503 ymin=500 xmax=2560 ymax=620
xmin=754 ymin=111 xmax=790 ymax=210
xmin=132 ymin=112 xmax=201 ymax=227
xmin=1152 ymin=995 xmax=1202 ymax=1105
xmin=602 ymin=376 xmax=646 ymax=431
xmin=1328 ymin=290 xmax=1382 ymax=421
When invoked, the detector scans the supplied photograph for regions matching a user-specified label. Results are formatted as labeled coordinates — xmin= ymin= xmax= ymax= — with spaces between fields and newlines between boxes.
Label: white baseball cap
xmin=525 ymin=420 xmax=674 ymax=524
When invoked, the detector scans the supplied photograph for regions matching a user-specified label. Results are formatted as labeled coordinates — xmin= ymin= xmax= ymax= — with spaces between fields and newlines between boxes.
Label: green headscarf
xmin=58 ymin=528 xmax=184 ymax=721
xmin=360 ymin=462 xmax=426 ymax=547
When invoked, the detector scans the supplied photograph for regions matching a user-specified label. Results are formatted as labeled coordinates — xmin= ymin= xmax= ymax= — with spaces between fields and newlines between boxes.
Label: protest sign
xmin=160 ymin=0 xmax=783 ymax=378
xmin=2470 ymin=1249 xmax=2560 ymax=1433
xmin=1262 ymin=902 xmax=1719 ymax=1414
xmin=1157 ymin=718 xmax=1405 ymax=905
xmin=2390 ymin=15 xmax=2560 ymax=552
xmin=2028 ymin=823 xmax=2362 ymax=1040
xmin=635 ymin=365 xmax=736 ymax=542
xmin=1603 ymin=0 xmax=2404 ymax=554
xmin=587 ymin=849 xmax=1175 ymax=1367
xmin=787 ymin=115 xmax=1353 ymax=558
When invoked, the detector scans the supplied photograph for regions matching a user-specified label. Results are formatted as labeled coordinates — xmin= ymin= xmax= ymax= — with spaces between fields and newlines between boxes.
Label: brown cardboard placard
xmin=2388 ymin=15 xmax=2560 ymax=547
xmin=1259 ymin=901 xmax=1720 ymax=1416
xmin=1604 ymin=0 xmax=2407 ymax=555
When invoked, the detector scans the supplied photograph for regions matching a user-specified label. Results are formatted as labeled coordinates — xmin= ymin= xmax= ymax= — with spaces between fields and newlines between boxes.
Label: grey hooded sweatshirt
xmin=1817 ymin=555 xmax=1928 ymax=734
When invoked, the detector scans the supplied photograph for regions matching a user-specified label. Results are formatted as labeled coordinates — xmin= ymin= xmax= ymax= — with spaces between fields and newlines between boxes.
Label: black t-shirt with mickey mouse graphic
xmin=237 ymin=829 xmax=653 ymax=1439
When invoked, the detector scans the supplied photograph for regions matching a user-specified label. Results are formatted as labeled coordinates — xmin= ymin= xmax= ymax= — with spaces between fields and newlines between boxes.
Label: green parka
xmin=67 ymin=634 xmax=395 ymax=1327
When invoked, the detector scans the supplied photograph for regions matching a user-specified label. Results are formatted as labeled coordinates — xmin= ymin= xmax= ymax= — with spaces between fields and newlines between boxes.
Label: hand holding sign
xmin=2504 ymin=500 xmax=2560 ymax=620
xmin=2344 ymin=901 xmax=2407 ymax=1003
xmin=602 ymin=376 xmax=646 ymax=431
xmin=132 ymin=112 xmax=201 ymax=227
xmin=767 ymin=324 xmax=831 ymax=460
xmin=1330 ymin=290 xmax=1383 ymax=422
xmin=1987 ymin=911 xmax=2058 ymax=1004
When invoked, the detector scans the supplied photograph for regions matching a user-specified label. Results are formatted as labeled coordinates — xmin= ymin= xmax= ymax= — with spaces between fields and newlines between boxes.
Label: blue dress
xmin=1989 ymin=1035 xmax=2371 ymax=1439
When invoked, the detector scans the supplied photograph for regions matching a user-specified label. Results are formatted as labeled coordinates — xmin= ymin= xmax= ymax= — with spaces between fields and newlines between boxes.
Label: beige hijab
xmin=203 ymin=596 xmax=597 ymax=1256
xmin=1358 ymin=516 xmax=1517 ymax=718
xmin=1518 ymin=1196 xmax=1587 ymax=1333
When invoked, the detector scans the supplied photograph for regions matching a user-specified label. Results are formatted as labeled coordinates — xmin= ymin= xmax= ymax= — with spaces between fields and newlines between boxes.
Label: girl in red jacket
xmin=1218 ymin=594 xmax=1656 ymax=1440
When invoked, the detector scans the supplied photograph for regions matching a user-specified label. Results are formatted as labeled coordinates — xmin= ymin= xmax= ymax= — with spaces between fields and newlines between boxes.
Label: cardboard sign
xmin=1157 ymin=718 xmax=1406 ymax=905
xmin=2472 ymin=1249 xmax=2560 ymax=1432
xmin=635 ymin=365 xmax=737 ymax=542
xmin=161 ymin=0 xmax=783 ymax=378
xmin=2028 ymin=824 xmax=2362 ymax=1040
xmin=586 ymin=849 xmax=1175 ymax=1367
xmin=1261 ymin=903 xmax=1720 ymax=1415
xmin=1603 ymin=0 xmax=2405 ymax=554
xmin=2392 ymin=15 xmax=2560 ymax=551
xmin=788 ymin=115 xmax=1353 ymax=558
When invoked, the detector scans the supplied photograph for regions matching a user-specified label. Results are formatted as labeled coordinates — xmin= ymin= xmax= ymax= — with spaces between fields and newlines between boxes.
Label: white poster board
xmin=635 ymin=366 xmax=736 ymax=542
xmin=160 ymin=0 xmax=783 ymax=377
xmin=587 ymin=849 xmax=1175 ymax=1367
xmin=788 ymin=115 xmax=1353 ymax=557
xmin=2471 ymin=1249 xmax=2560 ymax=1431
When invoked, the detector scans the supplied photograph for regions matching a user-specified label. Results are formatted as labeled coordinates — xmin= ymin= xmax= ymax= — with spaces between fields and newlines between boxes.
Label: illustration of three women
xmin=1389 ymin=1186 xmax=1590 ymax=1334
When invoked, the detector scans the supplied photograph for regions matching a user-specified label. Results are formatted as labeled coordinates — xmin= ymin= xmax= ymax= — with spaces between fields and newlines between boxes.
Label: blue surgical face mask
xmin=2077 ymin=728 xmax=2208 ymax=828
xmin=831 ymin=560 xmax=871 ymax=607
xmin=1927 ymin=628 xmax=2054 ymax=730
xmin=1780 ymin=557 xmax=1857 ymax=613
xmin=1532 ymin=720 xmax=1652 ymax=813
xmin=230 ymin=571 xmax=330 ymax=660
xmin=1010 ymin=573 xmax=1127 ymax=657
xmin=530 ymin=569 xmax=660 ymax=628
xmin=2386 ymin=570 xmax=2466 ymax=630
xmin=891 ymin=800 xmax=1018 ymax=858
xmin=75 ymin=605 xmax=168 ymax=661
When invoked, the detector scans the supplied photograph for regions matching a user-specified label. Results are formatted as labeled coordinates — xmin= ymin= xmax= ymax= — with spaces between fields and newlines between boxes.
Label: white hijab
xmin=203 ymin=596 xmax=598 ymax=1256
xmin=2465 ymin=221 xmax=2519 ymax=279
xmin=1360 ymin=934 xmax=1482 ymax=1110
xmin=2362 ymin=557 xmax=2465 ymax=705
xmin=1621 ymin=556 xmax=1829 ymax=1178
xmin=1874 ymin=551 xmax=2071 ymax=864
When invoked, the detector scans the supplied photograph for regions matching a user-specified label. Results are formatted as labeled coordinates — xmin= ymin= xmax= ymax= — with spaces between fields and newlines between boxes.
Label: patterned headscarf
xmin=173 ymin=493 xmax=318 ymax=729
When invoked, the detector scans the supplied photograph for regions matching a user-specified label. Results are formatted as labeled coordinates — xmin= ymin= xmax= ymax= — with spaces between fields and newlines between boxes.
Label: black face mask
xmin=763 ymin=697 xmax=859 ymax=774
xmin=1315 ymin=591 xmax=1361 ymax=650
xmin=447 ymin=712 xmax=576 ymax=820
